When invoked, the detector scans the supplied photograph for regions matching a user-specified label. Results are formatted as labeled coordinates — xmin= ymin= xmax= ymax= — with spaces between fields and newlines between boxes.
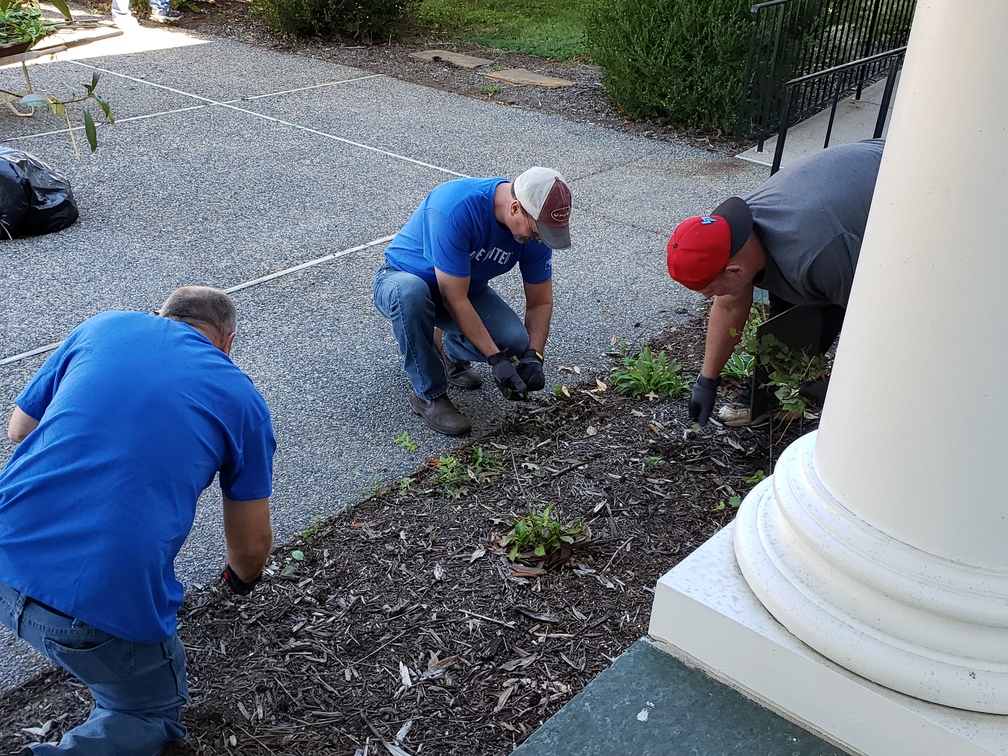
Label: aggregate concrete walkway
xmin=0 ymin=23 xmax=768 ymax=692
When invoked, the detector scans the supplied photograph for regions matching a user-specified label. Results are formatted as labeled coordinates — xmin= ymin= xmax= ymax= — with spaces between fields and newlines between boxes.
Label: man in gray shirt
xmin=666 ymin=139 xmax=885 ymax=426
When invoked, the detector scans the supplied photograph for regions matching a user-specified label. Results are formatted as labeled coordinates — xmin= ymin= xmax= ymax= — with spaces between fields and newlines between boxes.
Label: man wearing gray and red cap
xmin=666 ymin=139 xmax=884 ymax=426
xmin=374 ymin=167 xmax=573 ymax=436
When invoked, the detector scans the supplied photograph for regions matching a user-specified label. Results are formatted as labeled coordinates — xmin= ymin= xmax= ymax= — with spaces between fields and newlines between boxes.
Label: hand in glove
xmin=689 ymin=375 xmax=721 ymax=426
xmin=515 ymin=348 xmax=545 ymax=392
xmin=487 ymin=349 xmax=528 ymax=400
xmin=221 ymin=563 xmax=261 ymax=596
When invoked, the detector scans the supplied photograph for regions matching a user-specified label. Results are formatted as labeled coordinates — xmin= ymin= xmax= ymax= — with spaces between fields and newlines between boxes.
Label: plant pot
xmin=0 ymin=40 xmax=33 ymax=58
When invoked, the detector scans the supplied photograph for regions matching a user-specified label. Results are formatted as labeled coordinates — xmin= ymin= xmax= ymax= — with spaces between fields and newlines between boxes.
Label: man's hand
xmin=487 ymin=350 xmax=528 ymax=400
xmin=689 ymin=375 xmax=721 ymax=425
xmin=221 ymin=563 xmax=261 ymax=596
xmin=515 ymin=348 xmax=545 ymax=392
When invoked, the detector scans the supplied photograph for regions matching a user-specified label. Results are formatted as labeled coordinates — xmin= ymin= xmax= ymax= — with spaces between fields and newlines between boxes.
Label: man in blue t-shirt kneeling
xmin=0 ymin=286 xmax=276 ymax=754
xmin=374 ymin=167 xmax=574 ymax=436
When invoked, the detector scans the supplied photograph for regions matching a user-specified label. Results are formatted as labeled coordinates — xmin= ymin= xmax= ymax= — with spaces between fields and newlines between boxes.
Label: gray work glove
xmin=689 ymin=375 xmax=721 ymax=426
xmin=487 ymin=349 xmax=528 ymax=400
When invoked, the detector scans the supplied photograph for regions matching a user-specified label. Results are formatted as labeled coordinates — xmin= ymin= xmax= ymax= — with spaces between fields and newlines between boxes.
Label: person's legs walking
xmin=0 ymin=582 xmax=187 ymax=755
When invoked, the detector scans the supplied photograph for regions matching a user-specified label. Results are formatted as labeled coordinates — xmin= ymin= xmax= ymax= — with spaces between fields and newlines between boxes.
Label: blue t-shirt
xmin=0 ymin=311 xmax=276 ymax=644
xmin=384 ymin=177 xmax=553 ymax=291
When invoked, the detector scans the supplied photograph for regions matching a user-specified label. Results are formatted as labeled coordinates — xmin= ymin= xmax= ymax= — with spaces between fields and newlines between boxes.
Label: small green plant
xmin=645 ymin=455 xmax=662 ymax=468
xmin=612 ymin=347 xmax=690 ymax=398
xmin=742 ymin=330 xmax=828 ymax=417
xmin=744 ymin=470 xmax=766 ymax=485
xmin=395 ymin=431 xmax=417 ymax=452
xmin=399 ymin=476 xmax=414 ymax=493
xmin=721 ymin=305 xmax=767 ymax=382
xmin=431 ymin=447 xmax=503 ymax=496
xmin=475 ymin=81 xmax=501 ymax=97
xmin=503 ymin=502 xmax=582 ymax=560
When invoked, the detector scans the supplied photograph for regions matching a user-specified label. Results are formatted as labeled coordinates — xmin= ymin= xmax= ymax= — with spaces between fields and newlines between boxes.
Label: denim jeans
xmin=111 ymin=0 xmax=171 ymax=18
xmin=0 ymin=581 xmax=188 ymax=755
xmin=373 ymin=262 xmax=529 ymax=400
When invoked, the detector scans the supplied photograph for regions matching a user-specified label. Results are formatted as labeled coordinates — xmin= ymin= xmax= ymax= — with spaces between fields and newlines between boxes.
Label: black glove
xmin=222 ymin=564 xmax=261 ymax=596
xmin=689 ymin=375 xmax=721 ymax=426
xmin=515 ymin=348 xmax=545 ymax=392
xmin=487 ymin=349 xmax=528 ymax=400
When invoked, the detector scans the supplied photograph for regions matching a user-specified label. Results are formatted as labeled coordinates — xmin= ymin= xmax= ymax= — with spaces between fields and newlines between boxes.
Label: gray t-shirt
xmin=747 ymin=139 xmax=884 ymax=307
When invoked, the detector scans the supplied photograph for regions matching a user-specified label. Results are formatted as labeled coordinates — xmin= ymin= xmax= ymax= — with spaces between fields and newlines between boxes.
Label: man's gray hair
xmin=160 ymin=286 xmax=237 ymax=337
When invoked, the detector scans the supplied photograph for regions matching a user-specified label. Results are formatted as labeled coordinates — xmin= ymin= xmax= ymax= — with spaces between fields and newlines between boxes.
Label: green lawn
xmin=416 ymin=0 xmax=591 ymax=61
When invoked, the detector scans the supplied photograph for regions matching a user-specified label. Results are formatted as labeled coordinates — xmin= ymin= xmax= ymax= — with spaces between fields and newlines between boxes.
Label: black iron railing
xmin=738 ymin=0 xmax=915 ymax=142
xmin=769 ymin=47 xmax=904 ymax=174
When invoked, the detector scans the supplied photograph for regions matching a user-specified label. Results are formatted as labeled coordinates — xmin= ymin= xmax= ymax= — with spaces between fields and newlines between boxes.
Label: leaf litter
xmin=0 ymin=318 xmax=819 ymax=754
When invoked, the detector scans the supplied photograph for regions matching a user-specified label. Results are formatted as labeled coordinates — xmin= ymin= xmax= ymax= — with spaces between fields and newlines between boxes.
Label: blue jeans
xmin=373 ymin=262 xmax=529 ymax=400
xmin=111 ymin=0 xmax=172 ymax=17
xmin=0 ymin=582 xmax=188 ymax=755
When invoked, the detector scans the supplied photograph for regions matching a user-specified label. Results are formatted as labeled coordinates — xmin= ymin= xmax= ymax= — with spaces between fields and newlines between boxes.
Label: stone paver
xmin=409 ymin=49 xmax=494 ymax=69
xmin=484 ymin=68 xmax=573 ymax=88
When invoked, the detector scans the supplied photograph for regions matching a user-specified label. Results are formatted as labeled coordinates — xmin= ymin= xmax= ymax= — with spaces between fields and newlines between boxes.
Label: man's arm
xmin=435 ymin=268 xmax=498 ymax=357
xmin=701 ymin=287 xmax=755 ymax=379
xmin=522 ymin=279 xmax=553 ymax=354
xmin=222 ymin=496 xmax=272 ymax=583
xmin=8 ymin=406 xmax=40 ymax=444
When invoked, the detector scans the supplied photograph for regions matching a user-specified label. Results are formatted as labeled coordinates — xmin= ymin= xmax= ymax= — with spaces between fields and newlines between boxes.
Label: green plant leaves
xmin=502 ymin=502 xmax=583 ymax=562
xmin=611 ymin=347 xmax=689 ymax=398
xmin=83 ymin=109 xmax=97 ymax=153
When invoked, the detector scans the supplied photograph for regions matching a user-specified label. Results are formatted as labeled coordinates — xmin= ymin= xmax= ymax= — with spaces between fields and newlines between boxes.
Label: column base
xmin=648 ymin=525 xmax=1008 ymax=755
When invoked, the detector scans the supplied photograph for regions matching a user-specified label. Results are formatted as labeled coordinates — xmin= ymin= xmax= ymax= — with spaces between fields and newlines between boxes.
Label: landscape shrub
xmin=255 ymin=0 xmax=419 ymax=42
xmin=585 ymin=0 xmax=750 ymax=133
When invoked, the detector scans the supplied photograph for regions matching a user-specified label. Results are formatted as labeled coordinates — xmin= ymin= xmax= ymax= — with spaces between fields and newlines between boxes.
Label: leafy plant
xmin=431 ymin=447 xmax=503 ymax=496
xmin=742 ymin=330 xmax=828 ymax=417
xmin=503 ymin=502 xmax=582 ymax=560
xmin=0 ymin=1 xmax=114 ymax=153
xmin=585 ymin=0 xmax=750 ymax=132
xmin=722 ymin=305 xmax=767 ymax=382
xmin=254 ymin=0 xmax=418 ymax=42
xmin=395 ymin=431 xmax=417 ymax=452
xmin=612 ymin=347 xmax=690 ymax=398
xmin=475 ymin=81 xmax=501 ymax=97
xmin=744 ymin=470 xmax=766 ymax=485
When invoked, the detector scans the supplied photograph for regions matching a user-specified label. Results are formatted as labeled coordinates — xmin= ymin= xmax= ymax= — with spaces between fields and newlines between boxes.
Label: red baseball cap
xmin=667 ymin=197 xmax=753 ymax=290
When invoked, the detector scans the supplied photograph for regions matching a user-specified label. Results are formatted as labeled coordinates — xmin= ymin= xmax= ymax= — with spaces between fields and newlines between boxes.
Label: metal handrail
xmin=738 ymin=0 xmax=915 ymax=141
xmin=770 ymin=47 xmax=905 ymax=175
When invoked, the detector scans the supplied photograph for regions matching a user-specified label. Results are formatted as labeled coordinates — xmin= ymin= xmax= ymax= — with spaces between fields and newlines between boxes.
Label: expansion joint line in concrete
xmin=65 ymin=60 xmax=468 ymax=179
xmin=0 ymin=235 xmax=394 ymax=367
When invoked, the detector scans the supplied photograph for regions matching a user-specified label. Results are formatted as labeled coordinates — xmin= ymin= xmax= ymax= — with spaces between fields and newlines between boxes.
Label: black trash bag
xmin=0 ymin=148 xmax=79 ymax=239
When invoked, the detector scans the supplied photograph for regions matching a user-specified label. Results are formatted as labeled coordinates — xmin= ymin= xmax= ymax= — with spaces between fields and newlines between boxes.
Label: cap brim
xmin=711 ymin=197 xmax=753 ymax=256
xmin=537 ymin=222 xmax=571 ymax=250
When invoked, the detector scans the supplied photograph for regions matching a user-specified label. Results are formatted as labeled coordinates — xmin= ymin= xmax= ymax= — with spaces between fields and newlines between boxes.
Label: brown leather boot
xmin=434 ymin=328 xmax=482 ymax=390
xmin=408 ymin=392 xmax=472 ymax=436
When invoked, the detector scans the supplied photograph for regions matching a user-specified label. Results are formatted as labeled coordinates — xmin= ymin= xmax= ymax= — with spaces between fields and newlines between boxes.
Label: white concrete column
xmin=734 ymin=0 xmax=1008 ymax=714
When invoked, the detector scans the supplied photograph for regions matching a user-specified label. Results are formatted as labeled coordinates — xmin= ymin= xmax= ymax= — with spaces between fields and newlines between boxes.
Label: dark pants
xmin=768 ymin=292 xmax=845 ymax=355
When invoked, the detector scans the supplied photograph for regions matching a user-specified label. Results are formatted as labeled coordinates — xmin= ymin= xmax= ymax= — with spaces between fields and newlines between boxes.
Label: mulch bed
xmin=0 ymin=318 xmax=821 ymax=755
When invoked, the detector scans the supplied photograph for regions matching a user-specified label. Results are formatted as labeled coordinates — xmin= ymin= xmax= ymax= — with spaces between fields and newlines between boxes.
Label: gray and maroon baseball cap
xmin=514 ymin=167 xmax=573 ymax=250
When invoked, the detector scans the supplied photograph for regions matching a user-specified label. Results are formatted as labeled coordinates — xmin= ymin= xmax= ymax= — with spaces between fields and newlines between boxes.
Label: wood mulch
xmin=0 ymin=318 xmax=821 ymax=754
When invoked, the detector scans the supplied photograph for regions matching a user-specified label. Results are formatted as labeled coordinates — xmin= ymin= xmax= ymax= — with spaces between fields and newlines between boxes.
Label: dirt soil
xmin=0 ymin=317 xmax=822 ymax=755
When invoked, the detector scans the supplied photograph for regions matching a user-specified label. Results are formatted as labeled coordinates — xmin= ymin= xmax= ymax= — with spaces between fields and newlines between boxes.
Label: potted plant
xmin=0 ymin=0 xmax=71 ymax=57
xmin=1 ymin=0 xmax=114 ymax=153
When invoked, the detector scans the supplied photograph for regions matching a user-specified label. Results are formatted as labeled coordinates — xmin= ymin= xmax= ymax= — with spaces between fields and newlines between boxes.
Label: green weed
xmin=612 ymin=347 xmax=690 ymax=398
xmin=503 ymin=502 xmax=582 ymax=560
xmin=395 ymin=431 xmax=418 ymax=452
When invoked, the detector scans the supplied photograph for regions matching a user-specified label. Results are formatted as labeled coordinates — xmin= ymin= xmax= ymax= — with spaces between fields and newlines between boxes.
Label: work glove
xmin=515 ymin=348 xmax=545 ymax=392
xmin=689 ymin=375 xmax=721 ymax=426
xmin=487 ymin=349 xmax=528 ymax=400
xmin=222 ymin=563 xmax=261 ymax=596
